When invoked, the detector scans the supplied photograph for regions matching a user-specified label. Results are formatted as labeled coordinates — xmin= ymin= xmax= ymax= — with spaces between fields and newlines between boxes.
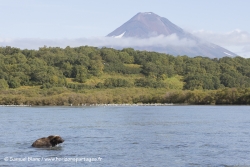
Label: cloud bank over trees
xmin=0 ymin=34 xmax=196 ymax=48
xmin=1 ymin=29 xmax=250 ymax=57
xmin=192 ymin=29 xmax=250 ymax=57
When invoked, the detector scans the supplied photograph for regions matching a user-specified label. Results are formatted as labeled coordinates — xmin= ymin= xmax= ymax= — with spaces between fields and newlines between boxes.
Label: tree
xmin=119 ymin=52 xmax=134 ymax=64
xmin=61 ymin=62 xmax=73 ymax=78
xmin=8 ymin=77 xmax=21 ymax=88
xmin=72 ymin=65 xmax=88 ymax=83
xmin=0 ymin=79 xmax=9 ymax=90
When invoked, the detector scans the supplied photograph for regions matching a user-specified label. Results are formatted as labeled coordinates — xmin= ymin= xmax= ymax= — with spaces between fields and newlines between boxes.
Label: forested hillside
xmin=1 ymin=46 xmax=250 ymax=105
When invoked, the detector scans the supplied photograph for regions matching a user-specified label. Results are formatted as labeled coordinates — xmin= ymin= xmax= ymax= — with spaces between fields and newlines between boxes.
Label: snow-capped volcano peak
xmin=107 ymin=12 xmax=237 ymax=58
xmin=107 ymin=12 xmax=184 ymax=38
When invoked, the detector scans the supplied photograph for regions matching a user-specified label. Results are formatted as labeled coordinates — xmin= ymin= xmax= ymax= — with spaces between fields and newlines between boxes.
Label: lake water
xmin=1 ymin=105 xmax=250 ymax=167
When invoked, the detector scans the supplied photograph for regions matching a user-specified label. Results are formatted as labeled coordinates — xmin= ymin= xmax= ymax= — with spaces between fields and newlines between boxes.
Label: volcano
xmin=107 ymin=12 xmax=237 ymax=58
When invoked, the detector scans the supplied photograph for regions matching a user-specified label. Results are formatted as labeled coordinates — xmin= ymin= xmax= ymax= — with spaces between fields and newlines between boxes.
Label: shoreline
xmin=1 ymin=103 xmax=248 ymax=107
xmin=0 ymin=104 xmax=32 ymax=107
xmin=0 ymin=103 xmax=174 ymax=107
xmin=86 ymin=103 xmax=174 ymax=106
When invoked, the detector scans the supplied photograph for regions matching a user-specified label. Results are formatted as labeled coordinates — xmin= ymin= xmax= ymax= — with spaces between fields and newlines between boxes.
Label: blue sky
xmin=1 ymin=0 xmax=250 ymax=57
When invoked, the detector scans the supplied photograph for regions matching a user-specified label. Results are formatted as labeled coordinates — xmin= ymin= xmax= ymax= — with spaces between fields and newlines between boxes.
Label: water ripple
xmin=1 ymin=106 xmax=250 ymax=166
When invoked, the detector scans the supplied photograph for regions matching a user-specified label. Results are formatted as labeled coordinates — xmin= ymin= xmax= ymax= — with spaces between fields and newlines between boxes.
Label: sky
xmin=0 ymin=0 xmax=250 ymax=57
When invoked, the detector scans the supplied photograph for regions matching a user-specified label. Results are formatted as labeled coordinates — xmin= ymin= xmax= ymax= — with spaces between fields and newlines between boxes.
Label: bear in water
xmin=32 ymin=135 xmax=64 ymax=148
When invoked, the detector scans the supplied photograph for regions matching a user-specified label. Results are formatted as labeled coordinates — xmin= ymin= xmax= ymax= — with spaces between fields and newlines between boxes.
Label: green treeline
xmin=1 ymin=46 xmax=250 ymax=105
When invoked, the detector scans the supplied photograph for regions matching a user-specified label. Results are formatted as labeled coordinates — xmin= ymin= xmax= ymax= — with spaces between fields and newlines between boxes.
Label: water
xmin=1 ymin=105 xmax=250 ymax=167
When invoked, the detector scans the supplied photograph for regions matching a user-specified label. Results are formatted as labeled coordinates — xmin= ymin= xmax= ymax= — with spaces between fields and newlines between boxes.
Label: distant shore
xmin=83 ymin=103 xmax=174 ymax=106
xmin=0 ymin=104 xmax=32 ymax=107
xmin=0 ymin=103 xmax=174 ymax=107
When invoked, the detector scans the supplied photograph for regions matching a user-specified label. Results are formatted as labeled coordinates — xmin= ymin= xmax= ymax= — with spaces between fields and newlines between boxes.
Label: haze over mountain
xmin=107 ymin=12 xmax=237 ymax=58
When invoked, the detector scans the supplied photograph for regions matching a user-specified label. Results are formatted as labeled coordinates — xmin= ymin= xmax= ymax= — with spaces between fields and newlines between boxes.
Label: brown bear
xmin=32 ymin=135 xmax=64 ymax=148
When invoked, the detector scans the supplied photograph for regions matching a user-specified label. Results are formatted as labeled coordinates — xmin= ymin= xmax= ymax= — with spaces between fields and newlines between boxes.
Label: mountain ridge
xmin=107 ymin=12 xmax=237 ymax=58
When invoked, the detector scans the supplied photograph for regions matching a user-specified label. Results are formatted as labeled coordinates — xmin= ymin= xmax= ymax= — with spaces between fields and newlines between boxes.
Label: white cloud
xmin=192 ymin=29 xmax=250 ymax=57
xmin=0 ymin=34 xmax=196 ymax=50
xmin=2 ymin=31 xmax=250 ymax=58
